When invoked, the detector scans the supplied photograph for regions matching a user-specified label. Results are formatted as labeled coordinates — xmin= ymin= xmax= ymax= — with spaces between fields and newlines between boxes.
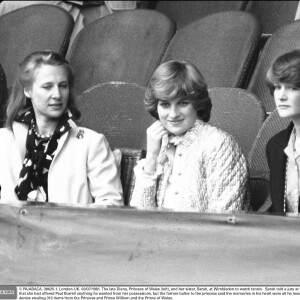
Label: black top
xmin=266 ymin=122 xmax=294 ymax=214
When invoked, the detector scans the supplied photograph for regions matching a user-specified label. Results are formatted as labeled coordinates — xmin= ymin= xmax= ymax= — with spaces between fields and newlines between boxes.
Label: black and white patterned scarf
xmin=14 ymin=108 xmax=76 ymax=202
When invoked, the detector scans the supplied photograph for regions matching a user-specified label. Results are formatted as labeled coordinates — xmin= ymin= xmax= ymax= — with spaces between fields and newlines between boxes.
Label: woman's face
xmin=274 ymin=81 xmax=300 ymax=123
xmin=157 ymin=97 xmax=198 ymax=136
xmin=24 ymin=64 xmax=69 ymax=123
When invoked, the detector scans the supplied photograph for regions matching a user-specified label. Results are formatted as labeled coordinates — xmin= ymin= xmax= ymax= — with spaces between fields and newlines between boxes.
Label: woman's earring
xmin=24 ymin=89 xmax=31 ymax=98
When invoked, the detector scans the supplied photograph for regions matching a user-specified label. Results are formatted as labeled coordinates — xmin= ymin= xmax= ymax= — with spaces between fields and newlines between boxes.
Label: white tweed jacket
xmin=130 ymin=120 xmax=249 ymax=212
xmin=0 ymin=122 xmax=123 ymax=205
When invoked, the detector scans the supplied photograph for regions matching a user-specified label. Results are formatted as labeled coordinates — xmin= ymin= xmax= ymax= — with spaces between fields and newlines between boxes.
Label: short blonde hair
xmin=144 ymin=60 xmax=212 ymax=122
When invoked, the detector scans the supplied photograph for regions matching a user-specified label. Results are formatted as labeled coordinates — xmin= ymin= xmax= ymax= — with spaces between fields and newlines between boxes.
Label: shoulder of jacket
xmin=0 ymin=126 xmax=11 ymax=134
xmin=267 ymin=126 xmax=290 ymax=149
xmin=0 ymin=127 xmax=13 ymax=139
xmin=201 ymin=122 xmax=236 ymax=144
xmin=69 ymin=126 xmax=104 ymax=139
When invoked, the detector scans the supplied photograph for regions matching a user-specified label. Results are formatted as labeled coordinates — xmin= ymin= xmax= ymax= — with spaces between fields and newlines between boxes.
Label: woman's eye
xmin=42 ymin=85 xmax=51 ymax=90
xmin=274 ymin=85 xmax=281 ymax=90
xmin=178 ymin=101 xmax=189 ymax=106
xmin=159 ymin=102 xmax=170 ymax=108
xmin=60 ymin=83 xmax=69 ymax=88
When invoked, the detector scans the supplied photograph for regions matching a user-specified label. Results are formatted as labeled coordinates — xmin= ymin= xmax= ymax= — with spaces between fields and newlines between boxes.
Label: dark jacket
xmin=266 ymin=122 xmax=294 ymax=214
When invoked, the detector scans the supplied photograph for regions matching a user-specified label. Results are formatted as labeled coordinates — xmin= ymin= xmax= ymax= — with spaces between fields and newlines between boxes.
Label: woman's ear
xmin=24 ymin=89 xmax=31 ymax=98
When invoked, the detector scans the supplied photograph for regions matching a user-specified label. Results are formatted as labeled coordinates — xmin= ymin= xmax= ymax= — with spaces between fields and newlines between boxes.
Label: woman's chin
xmin=167 ymin=128 xmax=186 ymax=136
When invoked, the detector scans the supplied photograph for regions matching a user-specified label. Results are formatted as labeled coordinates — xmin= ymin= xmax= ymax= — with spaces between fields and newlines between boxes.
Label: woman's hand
xmin=144 ymin=121 xmax=168 ymax=174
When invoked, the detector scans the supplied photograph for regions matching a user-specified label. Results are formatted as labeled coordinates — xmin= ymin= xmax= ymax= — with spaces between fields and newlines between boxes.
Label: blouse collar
xmin=177 ymin=119 xmax=205 ymax=149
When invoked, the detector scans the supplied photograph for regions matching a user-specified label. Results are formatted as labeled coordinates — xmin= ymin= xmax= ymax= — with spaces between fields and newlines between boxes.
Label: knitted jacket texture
xmin=131 ymin=120 xmax=249 ymax=212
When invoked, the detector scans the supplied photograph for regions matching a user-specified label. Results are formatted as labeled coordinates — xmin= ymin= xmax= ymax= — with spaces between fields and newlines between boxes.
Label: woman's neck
xmin=35 ymin=119 xmax=58 ymax=135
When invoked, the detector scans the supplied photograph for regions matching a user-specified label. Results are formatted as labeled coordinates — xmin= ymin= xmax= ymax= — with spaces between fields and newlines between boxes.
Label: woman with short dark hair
xmin=130 ymin=60 xmax=249 ymax=212
xmin=266 ymin=49 xmax=300 ymax=215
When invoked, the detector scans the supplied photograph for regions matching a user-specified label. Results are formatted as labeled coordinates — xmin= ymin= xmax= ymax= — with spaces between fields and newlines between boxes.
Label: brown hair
xmin=144 ymin=60 xmax=212 ymax=122
xmin=266 ymin=49 xmax=300 ymax=95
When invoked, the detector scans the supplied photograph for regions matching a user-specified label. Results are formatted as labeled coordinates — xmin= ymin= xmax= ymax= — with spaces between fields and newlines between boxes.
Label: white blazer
xmin=0 ymin=122 xmax=123 ymax=205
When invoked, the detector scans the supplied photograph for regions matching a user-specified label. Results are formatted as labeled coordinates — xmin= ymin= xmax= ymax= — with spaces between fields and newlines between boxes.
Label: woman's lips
xmin=49 ymin=103 xmax=63 ymax=108
xmin=168 ymin=119 xmax=183 ymax=125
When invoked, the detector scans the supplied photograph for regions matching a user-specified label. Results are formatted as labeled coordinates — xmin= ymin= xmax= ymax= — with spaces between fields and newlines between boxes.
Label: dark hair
xmin=266 ymin=49 xmax=300 ymax=95
xmin=5 ymin=50 xmax=80 ymax=128
xmin=144 ymin=60 xmax=212 ymax=122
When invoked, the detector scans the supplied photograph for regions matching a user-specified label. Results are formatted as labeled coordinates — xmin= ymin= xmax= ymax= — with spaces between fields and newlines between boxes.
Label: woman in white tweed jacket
xmin=0 ymin=50 xmax=123 ymax=205
xmin=130 ymin=61 xmax=249 ymax=213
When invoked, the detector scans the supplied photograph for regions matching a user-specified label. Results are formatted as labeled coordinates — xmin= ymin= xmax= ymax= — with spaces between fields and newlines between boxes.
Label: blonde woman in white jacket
xmin=0 ymin=50 xmax=123 ymax=205
xmin=130 ymin=60 xmax=249 ymax=213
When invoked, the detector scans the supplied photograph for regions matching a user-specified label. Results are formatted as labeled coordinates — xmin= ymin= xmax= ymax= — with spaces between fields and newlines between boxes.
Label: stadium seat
xmin=117 ymin=147 xmax=146 ymax=206
xmin=245 ymin=0 xmax=300 ymax=34
xmin=208 ymin=87 xmax=266 ymax=159
xmin=68 ymin=9 xmax=176 ymax=96
xmin=161 ymin=11 xmax=262 ymax=89
xmin=247 ymin=19 xmax=300 ymax=113
xmin=247 ymin=110 xmax=290 ymax=211
xmin=77 ymin=82 xmax=155 ymax=150
xmin=153 ymin=1 xmax=248 ymax=29
xmin=0 ymin=4 xmax=74 ymax=88
xmin=0 ymin=63 xmax=7 ymax=127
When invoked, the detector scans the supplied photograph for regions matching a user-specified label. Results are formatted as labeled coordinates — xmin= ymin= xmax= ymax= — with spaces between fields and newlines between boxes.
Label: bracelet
xmin=142 ymin=166 xmax=156 ymax=176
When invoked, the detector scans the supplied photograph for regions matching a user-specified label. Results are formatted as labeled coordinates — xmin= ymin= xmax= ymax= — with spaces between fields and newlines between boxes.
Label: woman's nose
xmin=278 ymin=88 xmax=287 ymax=100
xmin=52 ymin=86 xmax=61 ymax=98
xmin=169 ymin=105 xmax=178 ymax=117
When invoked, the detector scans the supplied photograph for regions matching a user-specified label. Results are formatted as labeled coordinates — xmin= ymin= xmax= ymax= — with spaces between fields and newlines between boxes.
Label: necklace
xmin=32 ymin=123 xmax=53 ymax=140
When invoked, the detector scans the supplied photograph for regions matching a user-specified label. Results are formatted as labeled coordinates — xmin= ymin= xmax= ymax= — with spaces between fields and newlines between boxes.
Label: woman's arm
xmin=205 ymin=132 xmax=249 ymax=212
xmin=87 ymin=133 xmax=123 ymax=206
xmin=129 ymin=159 xmax=160 ymax=208
xmin=130 ymin=121 xmax=168 ymax=208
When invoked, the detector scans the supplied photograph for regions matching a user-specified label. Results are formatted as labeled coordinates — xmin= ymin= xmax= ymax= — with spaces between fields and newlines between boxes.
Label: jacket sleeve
xmin=87 ymin=133 xmax=123 ymax=206
xmin=129 ymin=159 xmax=160 ymax=208
xmin=205 ymin=132 xmax=249 ymax=212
